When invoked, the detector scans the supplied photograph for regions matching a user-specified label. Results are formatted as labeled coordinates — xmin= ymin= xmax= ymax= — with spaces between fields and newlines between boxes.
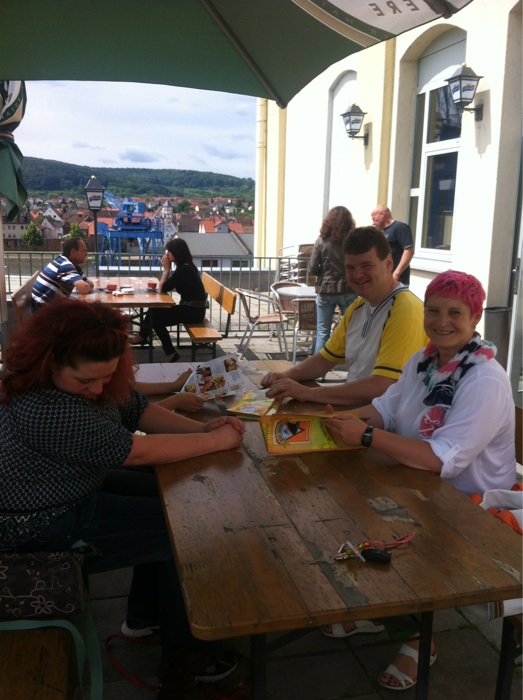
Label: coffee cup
xmin=106 ymin=284 xmax=117 ymax=292
xmin=148 ymin=282 xmax=158 ymax=291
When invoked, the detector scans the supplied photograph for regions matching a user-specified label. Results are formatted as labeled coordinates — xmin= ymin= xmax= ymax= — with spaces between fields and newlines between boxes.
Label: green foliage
xmin=69 ymin=223 xmax=85 ymax=240
xmin=21 ymin=157 xmax=255 ymax=202
xmin=21 ymin=222 xmax=44 ymax=247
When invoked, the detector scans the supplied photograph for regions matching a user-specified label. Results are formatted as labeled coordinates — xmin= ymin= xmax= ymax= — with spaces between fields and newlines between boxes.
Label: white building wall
xmin=257 ymin=0 xmax=521 ymax=318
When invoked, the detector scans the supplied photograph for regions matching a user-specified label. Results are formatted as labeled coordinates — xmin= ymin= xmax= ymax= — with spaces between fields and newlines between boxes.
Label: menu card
xmin=182 ymin=353 xmax=244 ymax=400
xmin=260 ymin=411 xmax=360 ymax=454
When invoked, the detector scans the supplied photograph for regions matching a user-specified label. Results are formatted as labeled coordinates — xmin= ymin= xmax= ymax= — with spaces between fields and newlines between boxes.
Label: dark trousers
xmin=140 ymin=306 xmax=206 ymax=355
xmin=17 ymin=469 xmax=218 ymax=657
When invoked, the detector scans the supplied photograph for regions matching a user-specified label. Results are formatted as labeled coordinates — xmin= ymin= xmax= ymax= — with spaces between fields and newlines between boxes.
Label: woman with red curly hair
xmin=0 ymin=298 xmax=244 ymax=684
xmin=322 ymin=270 xmax=516 ymax=691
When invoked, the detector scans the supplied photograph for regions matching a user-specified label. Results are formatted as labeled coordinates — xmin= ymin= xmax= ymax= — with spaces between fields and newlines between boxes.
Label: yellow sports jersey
xmin=320 ymin=288 xmax=428 ymax=382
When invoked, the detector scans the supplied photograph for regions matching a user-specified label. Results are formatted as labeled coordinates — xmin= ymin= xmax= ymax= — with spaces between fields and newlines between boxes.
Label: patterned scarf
xmin=417 ymin=332 xmax=496 ymax=438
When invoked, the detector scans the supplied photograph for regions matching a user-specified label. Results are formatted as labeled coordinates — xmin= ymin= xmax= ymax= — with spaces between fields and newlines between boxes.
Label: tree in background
xmin=68 ymin=222 xmax=86 ymax=240
xmin=21 ymin=222 xmax=43 ymax=248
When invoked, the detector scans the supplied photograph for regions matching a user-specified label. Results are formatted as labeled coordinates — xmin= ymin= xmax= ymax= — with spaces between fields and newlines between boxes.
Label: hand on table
xmin=172 ymin=393 xmax=205 ymax=413
xmin=204 ymin=416 xmax=245 ymax=451
xmin=204 ymin=415 xmax=245 ymax=436
xmin=322 ymin=413 xmax=367 ymax=447
xmin=260 ymin=371 xmax=288 ymax=388
xmin=264 ymin=377 xmax=311 ymax=402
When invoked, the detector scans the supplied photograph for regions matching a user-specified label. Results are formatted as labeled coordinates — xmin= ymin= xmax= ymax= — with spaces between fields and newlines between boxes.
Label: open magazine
xmin=260 ymin=411 xmax=361 ymax=454
xmin=182 ymin=353 xmax=244 ymax=400
xmin=226 ymin=389 xmax=280 ymax=420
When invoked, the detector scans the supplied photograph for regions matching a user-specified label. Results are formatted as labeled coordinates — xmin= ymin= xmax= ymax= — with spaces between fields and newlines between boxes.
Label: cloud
xmin=72 ymin=141 xmax=104 ymax=150
xmin=118 ymin=148 xmax=166 ymax=164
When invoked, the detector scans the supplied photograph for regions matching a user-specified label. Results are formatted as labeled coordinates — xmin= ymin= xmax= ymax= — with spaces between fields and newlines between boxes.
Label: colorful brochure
xmin=226 ymin=389 xmax=279 ymax=420
xmin=182 ymin=353 xmax=244 ymax=400
xmin=259 ymin=411 xmax=360 ymax=454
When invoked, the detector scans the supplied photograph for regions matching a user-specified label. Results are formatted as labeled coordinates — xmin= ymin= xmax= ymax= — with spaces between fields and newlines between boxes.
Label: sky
xmin=15 ymin=81 xmax=258 ymax=180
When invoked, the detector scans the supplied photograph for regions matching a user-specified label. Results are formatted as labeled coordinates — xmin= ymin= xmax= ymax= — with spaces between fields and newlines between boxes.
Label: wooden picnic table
xmin=77 ymin=276 xmax=176 ymax=361
xmin=144 ymin=360 xmax=522 ymax=699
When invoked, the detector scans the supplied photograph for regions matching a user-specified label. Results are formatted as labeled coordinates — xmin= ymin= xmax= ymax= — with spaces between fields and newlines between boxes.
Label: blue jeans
xmin=16 ymin=469 xmax=218 ymax=657
xmin=314 ymin=292 xmax=357 ymax=353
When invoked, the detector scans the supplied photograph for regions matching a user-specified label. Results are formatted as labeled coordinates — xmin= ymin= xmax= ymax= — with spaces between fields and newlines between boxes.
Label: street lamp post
xmin=84 ymin=175 xmax=106 ymax=276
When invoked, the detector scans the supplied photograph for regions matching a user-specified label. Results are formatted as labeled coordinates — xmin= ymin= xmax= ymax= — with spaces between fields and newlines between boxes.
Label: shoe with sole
xmin=121 ymin=619 xmax=160 ymax=638
xmin=377 ymin=642 xmax=437 ymax=691
xmin=321 ymin=620 xmax=385 ymax=638
xmin=194 ymin=650 xmax=238 ymax=683
xmin=166 ymin=350 xmax=181 ymax=363
xmin=129 ymin=334 xmax=148 ymax=346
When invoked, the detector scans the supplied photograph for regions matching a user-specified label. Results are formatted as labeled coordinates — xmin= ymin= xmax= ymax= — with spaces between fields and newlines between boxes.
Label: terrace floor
xmin=79 ymin=332 xmax=523 ymax=700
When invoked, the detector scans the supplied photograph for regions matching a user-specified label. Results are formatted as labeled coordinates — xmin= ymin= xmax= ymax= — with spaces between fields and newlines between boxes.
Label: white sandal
xmin=378 ymin=642 xmax=437 ymax=691
xmin=321 ymin=620 xmax=385 ymax=638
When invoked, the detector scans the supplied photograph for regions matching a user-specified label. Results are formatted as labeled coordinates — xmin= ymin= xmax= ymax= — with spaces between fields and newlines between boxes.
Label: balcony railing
xmin=4 ymin=251 xmax=315 ymax=338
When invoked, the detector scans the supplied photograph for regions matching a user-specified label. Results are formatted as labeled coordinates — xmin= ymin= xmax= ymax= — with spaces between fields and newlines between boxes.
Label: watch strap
xmin=361 ymin=425 xmax=374 ymax=447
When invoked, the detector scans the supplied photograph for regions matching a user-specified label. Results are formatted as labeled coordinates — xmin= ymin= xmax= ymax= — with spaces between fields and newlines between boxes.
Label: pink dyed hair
xmin=424 ymin=270 xmax=486 ymax=316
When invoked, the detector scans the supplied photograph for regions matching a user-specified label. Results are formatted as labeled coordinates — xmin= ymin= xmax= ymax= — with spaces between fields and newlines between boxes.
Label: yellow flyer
xmin=226 ymin=390 xmax=279 ymax=420
xmin=259 ymin=411 xmax=360 ymax=454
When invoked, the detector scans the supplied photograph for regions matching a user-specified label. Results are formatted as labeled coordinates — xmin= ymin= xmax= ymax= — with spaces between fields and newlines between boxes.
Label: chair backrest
xmin=293 ymin=298 xmax=317 ymax=331
xmin=236 ymin=288 xmax=285 ymax=324
xmin=11 ymin=271 xmax=40 ymax=322
xmin=270 ymin=281 xmax=305 ymax=314
xmin=201 ymin=271 xmax=236 ymax=316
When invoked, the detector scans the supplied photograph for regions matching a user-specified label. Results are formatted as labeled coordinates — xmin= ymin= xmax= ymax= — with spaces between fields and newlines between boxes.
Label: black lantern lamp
xmin=445 ymin=64 xmax=483 ymax=121
xmin=84 ymin=175 xmax=106 ymax=276
xmin=341 ymin=104 xmax=369 ymax=146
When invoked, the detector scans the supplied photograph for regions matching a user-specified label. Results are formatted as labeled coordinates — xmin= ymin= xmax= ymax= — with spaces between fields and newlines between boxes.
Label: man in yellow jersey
xmin=261 ymin=226 xmax=427 ymax=406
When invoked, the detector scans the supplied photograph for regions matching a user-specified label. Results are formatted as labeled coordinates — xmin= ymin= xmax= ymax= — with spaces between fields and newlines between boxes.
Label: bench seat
xmin=183 ymin=319 xmax=223 ymax=360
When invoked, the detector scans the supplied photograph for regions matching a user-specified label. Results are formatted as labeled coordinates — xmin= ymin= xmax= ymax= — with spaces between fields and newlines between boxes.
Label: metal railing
xmin=4 ymin=251 xmax=316 ymax=339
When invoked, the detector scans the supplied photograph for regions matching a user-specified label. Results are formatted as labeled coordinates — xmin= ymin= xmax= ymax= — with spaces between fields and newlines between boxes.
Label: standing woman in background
xmin=129 ymin=238 xmax=207 ymax=362
xmin=309 ymin=206 xmax=357 ymax=353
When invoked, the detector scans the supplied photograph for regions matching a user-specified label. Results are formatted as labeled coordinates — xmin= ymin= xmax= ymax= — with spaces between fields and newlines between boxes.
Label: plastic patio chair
xmin=236 ymin=288 xmax=289 ymax=360
xmin=292 ymin=297 xmax=317 ymax=364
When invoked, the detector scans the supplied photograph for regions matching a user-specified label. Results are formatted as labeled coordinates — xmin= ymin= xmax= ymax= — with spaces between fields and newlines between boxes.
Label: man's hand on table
xmin=264 ymin=377 xmax=313 ymax=402
xmin=260 ymin=371 xmax=288 ymax=388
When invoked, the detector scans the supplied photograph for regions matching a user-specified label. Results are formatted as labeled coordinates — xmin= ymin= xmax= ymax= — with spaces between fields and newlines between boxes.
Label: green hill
xmin=21 ymin=157 xmax=255 ymax=201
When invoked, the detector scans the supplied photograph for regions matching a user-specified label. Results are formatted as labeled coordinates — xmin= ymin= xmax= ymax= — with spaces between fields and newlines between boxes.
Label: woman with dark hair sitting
xmin=129 ymin=237 xmax=207 ymax=362
xmin=0 ymin=298 xmax=244 ymax=688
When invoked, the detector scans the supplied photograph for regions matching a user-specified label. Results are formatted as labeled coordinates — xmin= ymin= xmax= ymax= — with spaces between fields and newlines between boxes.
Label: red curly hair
xmin=1 ymin=298 xmax=135 ymax=404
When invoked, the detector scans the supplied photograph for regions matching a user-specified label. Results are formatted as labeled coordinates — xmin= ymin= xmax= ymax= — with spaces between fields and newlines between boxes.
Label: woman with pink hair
xmin=322 ymin=270 xmax=516 ymax=691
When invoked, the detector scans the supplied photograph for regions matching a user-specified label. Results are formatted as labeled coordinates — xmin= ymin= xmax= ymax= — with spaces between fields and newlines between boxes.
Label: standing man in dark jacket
xmin=371 ymin=205 xmax=414 ymax=285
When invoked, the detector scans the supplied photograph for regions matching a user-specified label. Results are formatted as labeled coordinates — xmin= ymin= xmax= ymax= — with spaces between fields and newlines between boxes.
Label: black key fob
xmin=361 ymin=546 xmax=391 ymax=564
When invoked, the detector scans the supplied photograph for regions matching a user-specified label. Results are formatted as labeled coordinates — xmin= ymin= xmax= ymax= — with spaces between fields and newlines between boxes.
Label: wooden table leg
xmin=250 ymin=633 xmax=267 ymax=700
xmin=415 ymin=611 xmax=434 ymax=700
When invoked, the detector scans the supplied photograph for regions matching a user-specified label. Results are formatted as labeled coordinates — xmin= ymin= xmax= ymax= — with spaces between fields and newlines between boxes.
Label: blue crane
xmin=101 ymin=191 xmax=165 ymax=268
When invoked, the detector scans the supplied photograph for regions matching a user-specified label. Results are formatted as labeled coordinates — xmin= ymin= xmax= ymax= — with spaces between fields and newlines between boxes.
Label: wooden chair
xmin=235 ymin=288 xmax=289 ymax=360
xmin=10 ymin=271 xmax=40 ymax=322
xmin=494 ymin=403 xmax=522 ymax=700
xmin=0 ymin=549 xmax=103 ymax=700
xmin=292 ymin=297 xmax=317 ymax=364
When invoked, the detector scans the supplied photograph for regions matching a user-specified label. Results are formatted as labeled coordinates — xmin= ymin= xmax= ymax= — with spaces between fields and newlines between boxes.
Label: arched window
xmin=409 ymin=29 xmax=466 ymax=259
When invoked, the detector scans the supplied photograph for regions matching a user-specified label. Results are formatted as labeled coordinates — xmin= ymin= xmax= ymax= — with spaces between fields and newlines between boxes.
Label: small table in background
xmin=77 ymin=276 xmax=176 ymax=362
xmin=276 ymin=285 xmax=316 ymax=299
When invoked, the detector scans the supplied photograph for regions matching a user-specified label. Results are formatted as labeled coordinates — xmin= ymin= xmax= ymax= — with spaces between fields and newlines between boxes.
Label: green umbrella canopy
xmin=0 ymin=0 xmax=474 ymax=109
xmin=0 ymin=81 xmax=27 ymax=221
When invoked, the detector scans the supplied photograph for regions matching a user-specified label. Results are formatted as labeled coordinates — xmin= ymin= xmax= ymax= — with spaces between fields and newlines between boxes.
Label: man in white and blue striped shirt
xmin=31 ymin=237 xmax=94 ymax=310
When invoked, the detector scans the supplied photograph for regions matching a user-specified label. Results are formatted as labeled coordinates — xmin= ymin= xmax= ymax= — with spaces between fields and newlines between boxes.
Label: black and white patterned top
xmin=0 ymin=388 xmax=149 ymax=549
